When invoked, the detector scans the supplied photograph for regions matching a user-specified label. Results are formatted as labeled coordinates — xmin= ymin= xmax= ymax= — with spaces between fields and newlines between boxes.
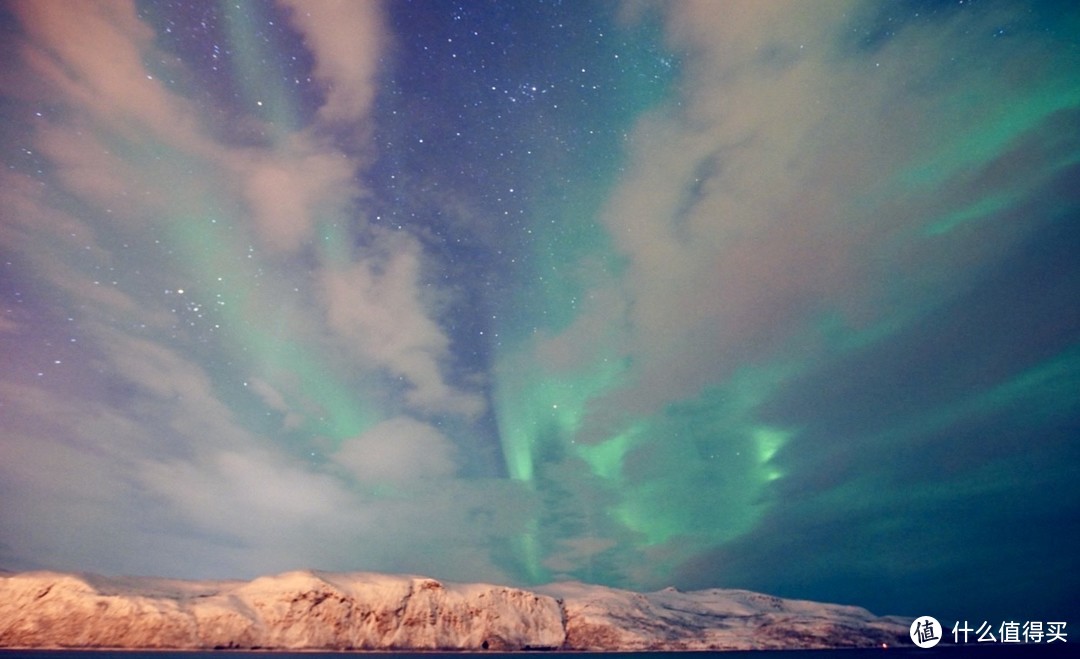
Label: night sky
xmin=2 ymin=0 xmax=1079 ymax=626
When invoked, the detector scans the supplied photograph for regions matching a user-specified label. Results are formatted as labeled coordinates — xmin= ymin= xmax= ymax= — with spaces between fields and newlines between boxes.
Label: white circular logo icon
xmin=910 ymin=616 xmax=942 ymax=648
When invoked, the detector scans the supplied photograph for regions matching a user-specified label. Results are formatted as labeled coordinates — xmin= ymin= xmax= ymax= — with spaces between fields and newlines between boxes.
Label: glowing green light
xmin=493 ymin=340 xmax=626 ymax=482
xmin=901 ymin=83 xmax=1080 ymax=193
xmin=575 ymin=426 xmax=642 ymax=481
xmin=224 ymin=0 xmax=302 ymax=139
xmin=752 ymin=427 xmax=789 ymax=482
xmin=753 ymin=427 xmax=786 ymax=463
xmin=163 ymin=193 xmax=379 ymax=448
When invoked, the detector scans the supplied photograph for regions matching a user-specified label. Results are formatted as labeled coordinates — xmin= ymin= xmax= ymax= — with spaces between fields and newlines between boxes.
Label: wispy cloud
xmin=278 ymin=0 xmax=384 ymax=128
xmin=492 ymin=0 xmax=1080 ymax=609
xmin=0 ymin=0 xmax=503 ymax=580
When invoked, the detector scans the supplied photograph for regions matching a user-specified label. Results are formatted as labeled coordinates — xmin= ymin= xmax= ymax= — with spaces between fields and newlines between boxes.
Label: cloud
xmin=279 ymin=0 xmax=386 ymax=128
xmin=0 ymin=341 xmax=519 ymax=581
xmin=0 ymin=381 xmax=182 ymax=575
xmin=141 ymin=448 xmax=357 ymax=537
xmin=0 ymin=314 xmax=19 ymax=333
xmin=247 ymin=378 xmax=304 ymax=430
xmin=585 ymin=12 xmax=865 ymax=424
xmin=335 ymin=416 xmax=458 ymax=484
xmin=542 ymin=536 xmax=617 ymax=576
xmin=14 ymin=0 xmax=373 ymax=257
xmin=561 ymin=0 xmax=1080 ymax=438
xmin=581 ymin=0 xmax=1080 ymax=610
xmin=11 ymin=0 xmax=211 ymax=151
xmin=6 ymin=0 xmax=479 ymax=422
xmin=32 ymin=121 xmax=170 ymax=221
xmin=0 ymin=0 xmax=504 ymax=583
xmin=321 ymin=233 xmax=485 ymax=417
xmin=237 ymin=134 xmax=357 ymax=253
xmin=478 ymin=0 xmax=1080 ymax=597
xmin=84 ymin=328 xmax=284 ymax=461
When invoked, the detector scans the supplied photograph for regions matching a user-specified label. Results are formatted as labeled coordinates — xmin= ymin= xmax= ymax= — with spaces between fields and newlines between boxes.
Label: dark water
xmin=0 ymin=648 xmax=1074 ymax=659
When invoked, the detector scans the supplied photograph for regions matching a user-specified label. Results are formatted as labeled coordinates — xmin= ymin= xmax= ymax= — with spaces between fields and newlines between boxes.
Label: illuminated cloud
xmin=279 ymin=0 xmax=385 ymax=127
xmin=335 ymin=416 xmax=458 ymax=484
xmin=320 ymin=234 xmax=485 ymax=417
xmin=238 ymin=136 xmax=357 ymax=254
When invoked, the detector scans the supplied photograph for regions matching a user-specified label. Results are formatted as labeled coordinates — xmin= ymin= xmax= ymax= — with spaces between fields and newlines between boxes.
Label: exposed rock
xmin=0 ymin=569 xmax=907 ymax=651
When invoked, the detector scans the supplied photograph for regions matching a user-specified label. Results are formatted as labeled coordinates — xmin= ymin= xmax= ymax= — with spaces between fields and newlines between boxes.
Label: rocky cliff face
xmin=0 ymin=569 xmax=907 ymax=651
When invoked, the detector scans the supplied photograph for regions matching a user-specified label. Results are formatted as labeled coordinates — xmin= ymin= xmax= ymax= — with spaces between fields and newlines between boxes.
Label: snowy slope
xmin=0 ymin=570 xmax=564 ymax=650
xmin=0 ymin=569 xmax=907 ymax=650
xmin=538 ymin=581 xmax=907 ymax=650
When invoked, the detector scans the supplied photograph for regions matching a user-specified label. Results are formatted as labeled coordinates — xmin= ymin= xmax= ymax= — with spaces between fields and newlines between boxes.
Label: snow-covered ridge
xmin=0 ymin=569 xmax=907 ymax=651
xmin=538 ymin=581 xmax=908 ymax=651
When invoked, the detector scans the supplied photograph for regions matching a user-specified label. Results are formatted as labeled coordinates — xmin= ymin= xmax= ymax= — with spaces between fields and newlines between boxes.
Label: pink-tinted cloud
xmin=335 ymin=416 xmax=458 ymax=484
xmin=279 ymin=0 xmax=386 ymax=128
xmin=321 ymin=234 xmax=485 ymax=417
xmin=236 ymin=135 xmax=357 ymax=253
xmin=566 ymin=0 xmax=1073 ymax=436
xmin=0 ymin=0 xmax=494 ymax=580
xmin=11 ymin=0 xmax=211 ymax=152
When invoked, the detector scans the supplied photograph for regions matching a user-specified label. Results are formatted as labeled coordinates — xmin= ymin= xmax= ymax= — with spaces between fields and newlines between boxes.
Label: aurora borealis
xmin=1 ymin=0 xmax=1078 ymax=627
